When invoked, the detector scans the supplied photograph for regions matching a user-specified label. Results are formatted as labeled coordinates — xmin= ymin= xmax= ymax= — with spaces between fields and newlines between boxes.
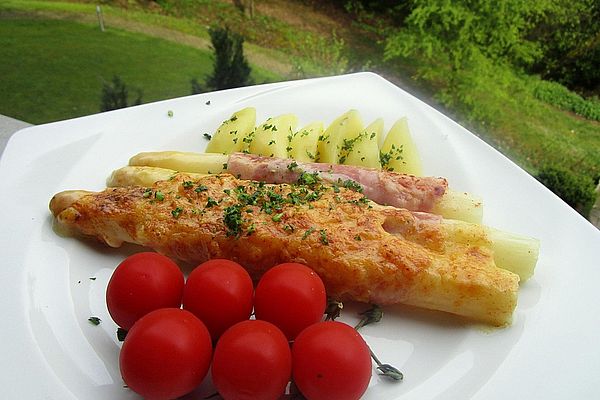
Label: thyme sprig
xmin=354 ymin=305 xmax=404 ymax=382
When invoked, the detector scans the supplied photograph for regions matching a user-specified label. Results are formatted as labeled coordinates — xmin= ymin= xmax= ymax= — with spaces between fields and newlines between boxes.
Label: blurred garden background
xmin=1 ymin=0 xmax=599 ymax=221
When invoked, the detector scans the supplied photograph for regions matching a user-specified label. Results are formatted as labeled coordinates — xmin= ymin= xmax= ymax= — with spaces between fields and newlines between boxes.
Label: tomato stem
xmin=116 ymin=327 xmax=128 ymax=342
xmin=324 ymin=298 xmax=343 ymax=321
xmin=354 ymin=304 xmax=383 ymax=329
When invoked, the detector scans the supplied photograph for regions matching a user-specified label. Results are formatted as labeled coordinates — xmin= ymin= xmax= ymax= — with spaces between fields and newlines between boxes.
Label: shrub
xmin=536 ymin=166 xmax=597 ymax=217
xmin=202 ymin=26 xmax=253 ymax=92
xmin=290 ymin=31 xmax=348 ymax=78
xmin=100 ymin=75 xmax=142 ymax=112
xmin=533 ymin=80 xmax=600 ymax=122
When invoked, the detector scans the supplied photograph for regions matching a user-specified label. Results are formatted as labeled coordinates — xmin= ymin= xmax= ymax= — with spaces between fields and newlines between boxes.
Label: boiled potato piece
xmin=249 ymin=114 xmax=298 ymax=158
xmin=380 ymin=117 xmax=422 ymax=175
xmin=205 ymin=107 xmax=256 ymax=154
xmin=318 ymin=110 xmax=363 ymax=164
xmin=340 ymin=118 xmax=383 ymax=169
xmin=289 ymin=121 xmax=323 ymax=162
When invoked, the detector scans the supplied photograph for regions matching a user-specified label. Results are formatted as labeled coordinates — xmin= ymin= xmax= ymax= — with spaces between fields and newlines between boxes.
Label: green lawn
xmin=0 ymin=17 xmax=280 ymax=124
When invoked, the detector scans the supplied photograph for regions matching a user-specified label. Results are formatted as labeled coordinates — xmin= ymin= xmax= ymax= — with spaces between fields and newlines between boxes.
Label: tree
xmin=529 ymin=0 xmax=600 ymax=93
xmin=192 ymin=26 xmax=253 ymax=94
xmin=383 ymin=0 xmax=554 ymax=70
xmin=100 ymin=75 xmax=142 ymax=112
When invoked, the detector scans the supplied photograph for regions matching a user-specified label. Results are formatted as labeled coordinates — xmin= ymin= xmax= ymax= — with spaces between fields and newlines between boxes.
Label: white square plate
xmin=1 ymin=72 xmax=599 ymax=399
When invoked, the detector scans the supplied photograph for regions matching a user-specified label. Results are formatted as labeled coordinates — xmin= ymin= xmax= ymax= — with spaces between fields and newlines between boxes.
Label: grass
xmin=423 ymin=58 xmax=600 ymax=178
xmin=0 ymin=16 xmax=280 ymax=124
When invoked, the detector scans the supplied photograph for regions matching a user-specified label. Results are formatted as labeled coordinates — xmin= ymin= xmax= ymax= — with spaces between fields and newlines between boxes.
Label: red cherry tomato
xmin=212 ymin=320 xmax=292 ymax=400
xmin=254 ymin=263 xmax=326 ymax=339
xmin=183 ymin=259 xmax=254 ymax=340
xmin=119 ymin=308 xmax=212 ymax=400
xmin=106 ymin=252 xmax=184 ymax=330
xmin=292 ymin=321 xmax=372 ymax=400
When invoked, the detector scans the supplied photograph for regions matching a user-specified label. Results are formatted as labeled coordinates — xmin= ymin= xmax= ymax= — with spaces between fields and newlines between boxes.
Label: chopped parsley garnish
xmin=203 ymin=133 xmax=212 ymax=140
xmin=272 ymin=213 xmax=283 ymax=222
xmin=302 ymin=227 xmax=316 ymax=240
xmin=354 ymin=235 xmax=362 ymax=241
xmin=171 ymin=207 xmax=184 ymax=218
xmin=206 ymin=197 xmax=219 ymax=208
xmin=88 ymin=316 xmax=101 ymax=326
xmin=142 ymin=188 xmax=152 ymax=198
xmin=195 ymin=184 xmax=208 ymax=193
xmin=319 ymin=229 xmax=329 ymax=245
xmin=223 ymin=205 xmax=243 ymax=237
xmin=182 ymin=181 xmax=194 ymax=189
xmin=287 ymin=161 xmax=299 ymax=171
xmin=155 ymin=191 xmax=165 ymax=201
xmin=297 ymin=172 xmax=320 ymax=186
xmin=380 ymin=144 xmax=403 ymax=170
xmin=341 ymin=179 xmax=364 ymax=193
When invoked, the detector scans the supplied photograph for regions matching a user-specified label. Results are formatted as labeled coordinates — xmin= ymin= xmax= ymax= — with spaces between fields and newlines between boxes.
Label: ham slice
xmin=227 ymin=153 xmax=447 ymax=212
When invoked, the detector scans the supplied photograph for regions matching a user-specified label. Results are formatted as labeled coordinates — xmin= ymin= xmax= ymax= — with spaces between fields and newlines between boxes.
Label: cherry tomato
xmin=106 ymin=252 xmax=184 ymax=330
xmin=212 ymin=320 xmax=292 ymax=400
xmin=183 ymin=259 xmax=254 ymax=340
xmin=119 ymin=308 xmax=212 ymax=400
xmin=254 ymin=263 xmax=326 ymax=340
xmin=292 ymin=321 xmax=372 ymax=400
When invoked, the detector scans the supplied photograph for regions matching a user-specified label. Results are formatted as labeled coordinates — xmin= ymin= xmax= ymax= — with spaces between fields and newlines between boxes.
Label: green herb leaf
xmin=223 ymin=204 xmax=243 ymax=237
xmin=206 ymin=197 xmax=218 ymax=208
xmin=319 ymin=229 xmax=329 ymax=245
xmin=88 ymin=316 xmax=101 ymax=326
xmin=171 ymin=207 xmax=184 ymax=218
xmin=302 ymin=227 xmax=315 ymax=240
xmin=272 ymin=213 xmax=284 ymax=222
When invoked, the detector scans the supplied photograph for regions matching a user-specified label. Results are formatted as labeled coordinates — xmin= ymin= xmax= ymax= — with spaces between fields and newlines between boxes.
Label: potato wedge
xmin=248 ymin=114 xmax=298 ymax=158
xmin=289 ymin=122 xmax=323 ymax=162
xmin=205 ymin=107 xmax=256 ymax=154
xmin=340 ymin=118 xmax=383 ymax=169
xmin=380 ymin=117 xmax=422 ymax=175
xmin=318 ymin=110 xmax=363 ymax=164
